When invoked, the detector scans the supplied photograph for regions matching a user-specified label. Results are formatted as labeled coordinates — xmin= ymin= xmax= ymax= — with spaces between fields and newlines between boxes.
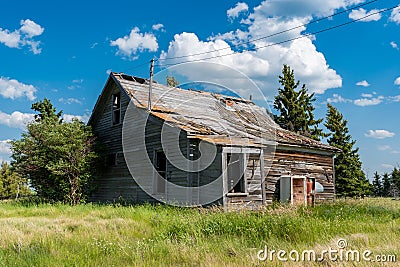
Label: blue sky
xmin=0 ymin=0 xmax=399 ymax=179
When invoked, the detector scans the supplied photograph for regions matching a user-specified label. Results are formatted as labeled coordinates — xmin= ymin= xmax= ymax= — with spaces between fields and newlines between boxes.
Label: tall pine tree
xmin=166 ymin=76 xmax=179 ymax=87
xmin=325 ymin=104 xmax=371 ymax=197
xmin=372 ymin=172 xmax=382 ymax=197
xmin=382 ymin=172 xmax=392 ymax=197
xmin=391 ymin=168 xmax=400 ymax=197
xmin=274 ymin=64 xmax=325 ymax=140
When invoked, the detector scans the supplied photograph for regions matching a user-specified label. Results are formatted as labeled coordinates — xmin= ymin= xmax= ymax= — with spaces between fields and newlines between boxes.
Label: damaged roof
xmin=108 ymin=72 xmax=336 ymax=152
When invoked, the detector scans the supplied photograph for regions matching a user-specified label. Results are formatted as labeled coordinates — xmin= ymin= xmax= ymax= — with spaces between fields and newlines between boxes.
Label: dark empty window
xmin=227 ymin=153 xmax=246 ymax=193
xmin=106 ymin=153 xmax=118 ymax=166
xmin=155 ymin=151 xmax=167 ymax=194
xmin=112 ymin=93 xmax=121 ymax=125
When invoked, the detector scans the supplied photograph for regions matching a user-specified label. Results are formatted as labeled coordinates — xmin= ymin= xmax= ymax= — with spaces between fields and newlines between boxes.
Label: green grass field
xmin=0 ymin=198 xmax=399 ymax=266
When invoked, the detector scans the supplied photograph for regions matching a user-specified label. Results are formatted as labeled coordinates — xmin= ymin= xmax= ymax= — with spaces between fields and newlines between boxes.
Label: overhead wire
xmin=155 ymin=4 xmax=398 ymax=68
xmin=158 ymin=0 xmax=380 ymax=62
xmin=123 ymin=60 xmax=153 ymax=72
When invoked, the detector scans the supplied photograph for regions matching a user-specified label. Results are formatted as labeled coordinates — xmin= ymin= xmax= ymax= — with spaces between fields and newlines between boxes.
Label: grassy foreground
xmin=0 ymin=198 xmax=399 ymax=266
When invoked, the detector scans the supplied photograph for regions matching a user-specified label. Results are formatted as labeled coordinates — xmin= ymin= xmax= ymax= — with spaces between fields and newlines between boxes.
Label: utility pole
xmin=148 ymin=58 xmax=154 ymax=111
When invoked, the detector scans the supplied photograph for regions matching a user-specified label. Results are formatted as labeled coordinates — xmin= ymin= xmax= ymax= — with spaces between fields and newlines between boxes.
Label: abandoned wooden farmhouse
xmin=88 ymin=72 xmax=337 ymax=210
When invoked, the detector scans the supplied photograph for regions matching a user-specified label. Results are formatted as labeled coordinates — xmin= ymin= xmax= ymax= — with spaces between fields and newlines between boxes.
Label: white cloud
xmin=394 ymin=77 xmax=400 ymax=86
xmin=365 ymin=130 xmax=395 ymax=139
xmin=19 ymin=19 xmax=44 ymax=38
xmin=0 ymin=77 xmax=37 ymax=100
xmin=361 ymin=93 xmax=373 ymax=98
xmin=249 ymin=0 xmax=360 ymax=19
xmin=388 ymin=95 xmax=400 ymax=102
xmin=159 ymin=32 xmax=273 ymax=98
xmin=58 ymin=98 xmax=82 ymax=105
xmin=327 ymin=93 xmax=351 ymax=103
xmin=110 ymin=27 xmax=158 ymax=58
xmin=159 ymin=0 xmax=345 ymax=96
xmin=354 ymin=96 xmax=384 ymax=106
xmin=160 ymin=32 xmax=269 ymax=75
xmin=0 ymin=110 xmax=34 ymax=129
xmin=25 ymin=40 xmax=42 ymax=54
xmin=72 ymin=79 xmax=84 ymax=84
xmin=0 ymin=19 xmax=44 ymax=54
xmin=381 ymin=164 xmax=395 ymax=169
xmin=208 ymin=29 xmax=250 ymax=47
xmin=349 ymin=8 xmax=382 ymax=22
xmin=377 ymin=145 xmax=391 ymax=151
xmin=227 ymin=2 xmax=249 ymax=19
xmin=391 ymin=41 xmax=399 ymax=50
xmin=152 ymin=23 xmax=165 ymax=31
xmin=160 ymin=11 xmax=342 ymax=97
xmin=106 ymin=69 xmax=112 ymax=75
xmin=0 ymin=139 xmax=12 ymax=163
xmin=0 ymin=139 xmax=11 ymax=154
xmin=0 ymin=28 xmax=20 ymax=48
xmin=389 ymin=5 xmax=400 ymax=24
xmin=356 ymin=80 xmax=370 ymax=87
xmin=67 ymin=79 xmax=84 ymax=90
xmin=63 ymin=114 xmax=90 ymax=123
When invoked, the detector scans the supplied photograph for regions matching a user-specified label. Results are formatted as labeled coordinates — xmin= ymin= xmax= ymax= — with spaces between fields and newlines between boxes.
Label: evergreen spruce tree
xmin=391 ymin=168 xmax=400 ymax=196
xmin=325 ymin=104 xmax=371 ymax=197
xmin=166 ymin=76 xmax=179 ymax=87
xmin=274 ymin=64 xmax=325 ymax=141
xmin=372 ymin=172 xmax=382 ymax=197
xmin=382 ymin=172 xmax=392 ymax=197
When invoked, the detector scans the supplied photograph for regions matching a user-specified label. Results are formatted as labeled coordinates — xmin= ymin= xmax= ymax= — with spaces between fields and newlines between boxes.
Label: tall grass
xmin=0 ymin=198 xmax=399 ymax=266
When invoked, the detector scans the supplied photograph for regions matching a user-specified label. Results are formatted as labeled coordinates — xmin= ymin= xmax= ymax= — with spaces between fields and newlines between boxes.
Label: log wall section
xmin=264 ymin=147 xmax=335 ymax=205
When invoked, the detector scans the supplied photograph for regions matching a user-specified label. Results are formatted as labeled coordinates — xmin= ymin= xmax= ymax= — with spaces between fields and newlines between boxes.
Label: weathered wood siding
xmin=198 ymin=147 xmax=223 ymax=207
xmin=145 ymin=116 xmax=191 ymax=204
xmin=88 ymin=82 xmax=153 ymax=203
xmin=265 ymin=147 xmax=335 ymax=204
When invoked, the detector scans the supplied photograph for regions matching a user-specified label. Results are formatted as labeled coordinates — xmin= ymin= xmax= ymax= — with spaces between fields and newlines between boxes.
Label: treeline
xmin=372 ymin=168 xmax=400 ymax=197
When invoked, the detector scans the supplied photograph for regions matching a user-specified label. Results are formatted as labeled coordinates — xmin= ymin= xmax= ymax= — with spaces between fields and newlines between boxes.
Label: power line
xmin=155 ymin=4 xmax=397 ymax=68
xmin=158 ymin=0 xmax=380 ymax=62
xmin=124 ymin=60 xmax=153 ymax=72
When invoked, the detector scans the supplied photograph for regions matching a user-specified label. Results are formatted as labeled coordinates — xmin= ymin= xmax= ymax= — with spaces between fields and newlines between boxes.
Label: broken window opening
xmin=227 ymin=153 xmax=246 ymax=193
xmin=155 ymin=150 xmax=167 ymax=194
xmin=112 ymin=93 xmax=121 ymax=125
